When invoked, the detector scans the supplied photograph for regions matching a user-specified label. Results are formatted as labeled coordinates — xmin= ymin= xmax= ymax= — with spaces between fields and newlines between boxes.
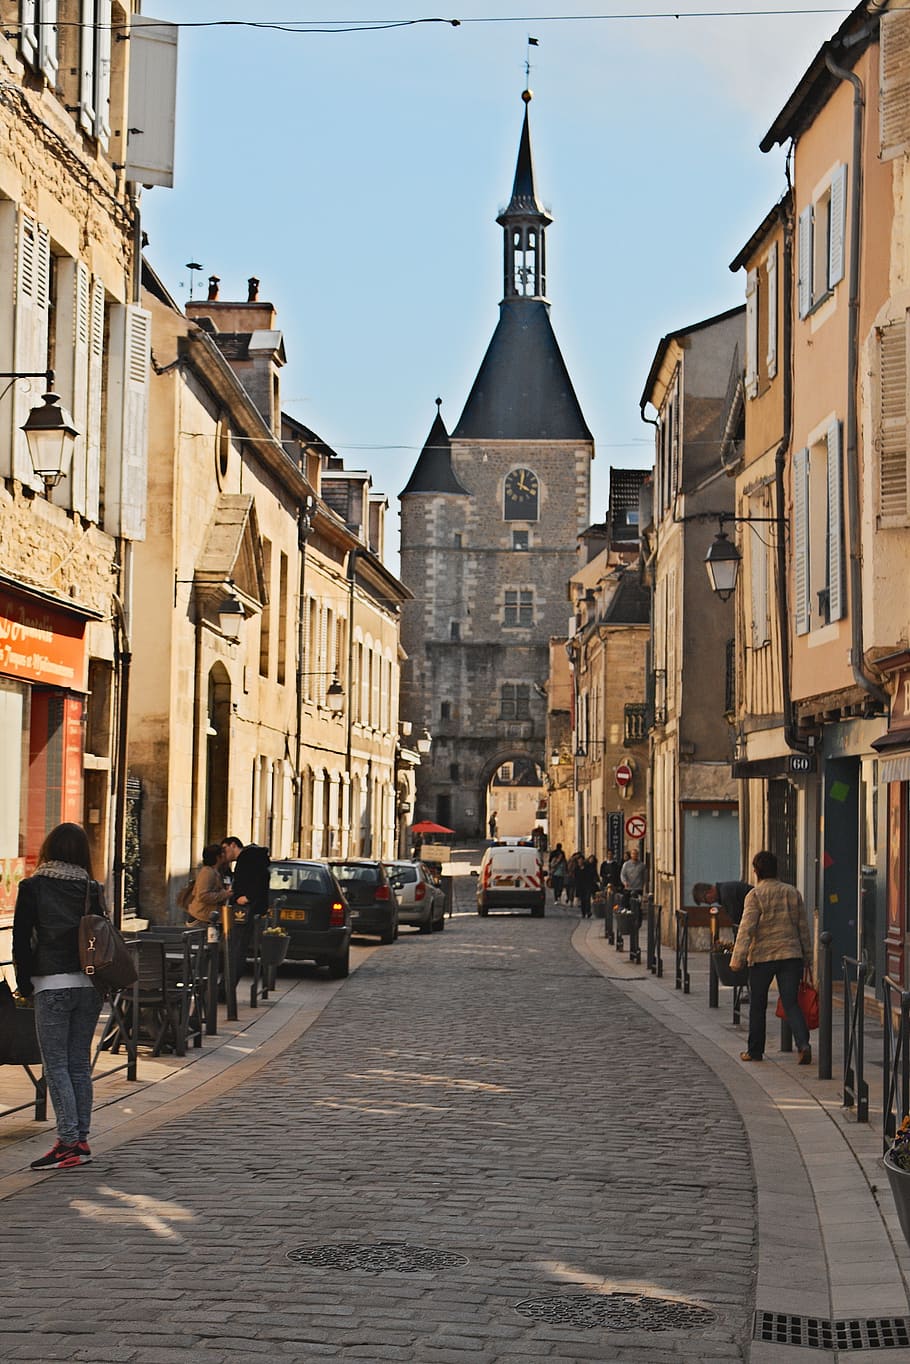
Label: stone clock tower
xmin=399 ymin=92 xmax=593 ymax=837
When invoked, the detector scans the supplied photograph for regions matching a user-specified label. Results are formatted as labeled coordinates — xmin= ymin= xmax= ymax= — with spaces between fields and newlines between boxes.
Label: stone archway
xmin=477 ymin=748 xmax=546 ymax=841
xmin=205 ymin=662 xmax=231 ymax=845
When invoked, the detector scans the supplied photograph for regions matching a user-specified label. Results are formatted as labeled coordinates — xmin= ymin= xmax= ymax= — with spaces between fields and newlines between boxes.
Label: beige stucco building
xmin=129 ymin=278 xmax=410 ymax=921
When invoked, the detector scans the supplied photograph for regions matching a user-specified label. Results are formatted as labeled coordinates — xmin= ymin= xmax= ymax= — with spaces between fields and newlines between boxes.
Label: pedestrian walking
xmin=12 ymin=822 xmax=105 ymax=1171
xmin=729 ymin=850 xmax=812 ymax=1065
xmin=548 ymin=844 xmax=568 ymax=903
xmin=692 ymin=878 xmax=753 ymax=928
xmin=621 ymin=847 xmax=646 ymax=894
xmin=184 ymin=843 xmax=231 ymax=928
xmin=488 ymin=811 xmax=498 ymax=840
xmin=565 ymin=851 xmax=583 ymax=906
xmin=577 ymin=854 xmax=600 ymax=919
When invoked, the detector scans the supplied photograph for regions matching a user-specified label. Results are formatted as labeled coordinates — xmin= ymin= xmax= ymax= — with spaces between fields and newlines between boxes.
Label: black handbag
xmin=78 ymin=882 xmax=137 ymax=991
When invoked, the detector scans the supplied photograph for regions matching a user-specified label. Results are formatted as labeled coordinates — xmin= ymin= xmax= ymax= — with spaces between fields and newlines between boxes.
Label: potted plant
xmin=884 ymin=1116 xmax=910 ymax=1249
xmin=258 ymin=925 xmax=290 ymax=968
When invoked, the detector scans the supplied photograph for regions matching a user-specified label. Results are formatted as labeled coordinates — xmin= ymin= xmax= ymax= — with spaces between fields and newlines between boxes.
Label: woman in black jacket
xmin=13 ymin=823 xmax=104 ymax=1171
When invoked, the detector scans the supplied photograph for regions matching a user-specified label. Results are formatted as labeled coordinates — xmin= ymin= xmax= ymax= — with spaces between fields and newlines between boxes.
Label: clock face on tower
xmin=503 ymin=468 xmax=539 ymax=521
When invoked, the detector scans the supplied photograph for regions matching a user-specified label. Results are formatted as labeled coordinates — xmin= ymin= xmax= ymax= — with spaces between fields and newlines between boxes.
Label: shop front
xmin=0 ymin=584 xmax=88 ymax=922
xmin=875 ymin=652 xmax=910 ymax=988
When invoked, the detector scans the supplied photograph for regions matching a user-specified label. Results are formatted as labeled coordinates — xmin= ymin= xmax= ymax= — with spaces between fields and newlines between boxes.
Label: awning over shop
xmin=880 ymin=753 xmax=910 ymax=786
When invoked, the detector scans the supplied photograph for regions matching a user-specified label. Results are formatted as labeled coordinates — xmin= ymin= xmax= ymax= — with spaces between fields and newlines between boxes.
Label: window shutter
xmin=39 ymin=0 xmax=58 ymax=85
xmin=826 ymin=419 xmax=845 ymax=623
xmin=750 ymin=521 xmax=769 ymax=649
xmin=94 ymin=0 xmax=111 ymax=149
xmin=104 ymin=303 xmax=150 ymax=539
xmin=877 ymin=318 xmax=910 ymax=525
xmin=745 ymin=269 xmax=759 ymax=399
xmin=881 ymin=8 xmax=910 ymax=161
xmin=793 ymin=448 xmax=810 ymax=635
xmin=124 ymin=17 xmax=178 ymax=187
xmin=766 ymin=242 xmax=778 ymax=380
xmin=52 ymin=259 xmax=90 ymax=513
xmin=13 ymin=215 xmax=50 ymax=489
xmin=85 ymin=277 xmax=104 ymax=522
xmin=79 ymin=0 xmax=96 ymax=134
xmin=798 ymin=207 xmax=813 ymax=319
xmin=20 ymin=0 xmax=38 ymax=68
xmin=828 ymin=163 xmax=847 ymax=289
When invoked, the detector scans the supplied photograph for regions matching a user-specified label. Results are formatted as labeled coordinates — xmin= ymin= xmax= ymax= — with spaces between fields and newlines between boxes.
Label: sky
xmin=139 ymin=3 xmax=849 ymax=575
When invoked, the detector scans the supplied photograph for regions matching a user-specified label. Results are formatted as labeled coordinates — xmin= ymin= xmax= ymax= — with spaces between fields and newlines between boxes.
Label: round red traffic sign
xmin=625 ymin=813 xmax=647 ymax=840
xmin=615 ymin=762 xmax=633 ymax=788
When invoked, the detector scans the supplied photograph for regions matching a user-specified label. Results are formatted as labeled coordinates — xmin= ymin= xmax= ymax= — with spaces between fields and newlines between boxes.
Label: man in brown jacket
xmin=730 ymin=849 xmax=812 ymax=1065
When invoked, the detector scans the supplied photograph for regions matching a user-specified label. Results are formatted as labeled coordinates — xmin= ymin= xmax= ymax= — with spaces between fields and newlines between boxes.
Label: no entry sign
xmin=625 ymin=813 xmax=647 ymax=840
xmin=615 ymin=762 xmax=633 ymax=788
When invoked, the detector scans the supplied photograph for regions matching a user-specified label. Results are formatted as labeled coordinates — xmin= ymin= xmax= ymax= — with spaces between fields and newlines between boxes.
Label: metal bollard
xmin=818 ymin=931 xmax=833 ymax=1079
xmin=709 ymin=908 xmax=719 ymax=1009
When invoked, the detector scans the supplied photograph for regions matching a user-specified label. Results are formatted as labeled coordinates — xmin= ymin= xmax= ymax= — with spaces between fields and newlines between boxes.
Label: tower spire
xmin=496 ymin=89 xmax=552 ymax=301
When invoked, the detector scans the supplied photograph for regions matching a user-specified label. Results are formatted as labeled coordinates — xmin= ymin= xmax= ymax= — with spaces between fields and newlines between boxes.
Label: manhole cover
xmin=515 ymin=1293 xmax=716 ymax=1332
xmin=286 ymin=1241 xmax=469 ymax=1275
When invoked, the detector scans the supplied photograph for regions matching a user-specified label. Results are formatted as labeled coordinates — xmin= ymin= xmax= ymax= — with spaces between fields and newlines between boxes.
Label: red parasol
xmin=410 ymin=820 xmax=455 ymax=835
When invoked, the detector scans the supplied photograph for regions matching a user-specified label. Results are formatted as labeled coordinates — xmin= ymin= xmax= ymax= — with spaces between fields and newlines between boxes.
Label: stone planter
xmin=883 ymin=1152 xmax=910 ymax=1250
xmin=258 ymin=932 xmax=290 ymax=968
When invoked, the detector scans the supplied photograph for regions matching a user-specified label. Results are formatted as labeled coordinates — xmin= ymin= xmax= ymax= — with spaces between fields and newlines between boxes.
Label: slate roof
xmin=452 ymin=299 xmax=592 ymax=442
xmin=496 ymin=100 xmax=551 ymax=224
xmin=400 ymin=409 xmax=470 ymax=496
xmin=602 ymin=571 xmax=650 ymax=626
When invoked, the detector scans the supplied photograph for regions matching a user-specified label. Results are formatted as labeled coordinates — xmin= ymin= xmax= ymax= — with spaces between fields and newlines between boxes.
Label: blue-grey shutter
xmin=793 ymin=448 xmax=810 ymax=636
xmin=798 ymin=208 xmax=813 ymax=318
xmin=745 ymin=269 xmax=759 ymax=398
xmin=826 ymin=419 xmax=844 ymax=622
xmin=766 ymin=242 xmax=778 ymax=380
xmin=828 ymin=164 xmax=847 ymax=290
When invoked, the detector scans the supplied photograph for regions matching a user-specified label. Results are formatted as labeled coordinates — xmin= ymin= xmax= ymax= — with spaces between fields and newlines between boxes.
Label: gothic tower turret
xmin=399 ymin=94 xmax=594 ymax=838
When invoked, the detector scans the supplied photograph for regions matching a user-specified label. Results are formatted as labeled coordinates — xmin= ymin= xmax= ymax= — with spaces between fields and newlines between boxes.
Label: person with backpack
xmin=548 ymin=844 xmax=568 ymax=903
xmin=12 ymin=822 xmax=105 ymax=1171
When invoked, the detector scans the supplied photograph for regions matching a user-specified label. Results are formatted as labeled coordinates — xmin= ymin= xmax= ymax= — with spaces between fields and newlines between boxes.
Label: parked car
xmin=476 ymin=843 xmax=545 ymax=917
xmin=328 ymin=859 xmax=399 ymax=943
xmin=268 ymin=859 xmax=351 ymax=977
xmin=387 ymin=860 xmax=445 ymax=934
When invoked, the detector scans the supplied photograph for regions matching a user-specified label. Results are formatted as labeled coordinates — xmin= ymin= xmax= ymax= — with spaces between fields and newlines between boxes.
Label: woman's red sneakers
xmin=30 ymin=1140 xmax=85 ymax=1170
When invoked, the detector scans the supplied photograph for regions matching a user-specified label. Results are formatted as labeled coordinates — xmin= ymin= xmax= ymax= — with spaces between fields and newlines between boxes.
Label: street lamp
xmin=704 ymin=526 xmax=741 ymax=602
xmin=416 ymin=728 xmax=432 ymax=755
xmin=300 ymin=671 xmax=345 ymax=712
xmin=0 ymin=371 xmax=78 ymax=493
xmin=216 ymin=593 xmax=245 ymax=641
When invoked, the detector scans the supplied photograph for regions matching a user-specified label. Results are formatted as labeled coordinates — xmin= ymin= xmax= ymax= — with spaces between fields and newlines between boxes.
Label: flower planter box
xmin=258 ymin=933 xmax=290 ymax=968
xmin=884 ymin=1152 xmax=910 ymax=1250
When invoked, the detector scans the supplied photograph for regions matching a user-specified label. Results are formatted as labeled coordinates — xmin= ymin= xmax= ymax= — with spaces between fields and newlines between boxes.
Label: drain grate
xmin=754 ymin=1312 xmax=910 ymax=1350
xmin=515 ymin=1293 xmax=715 ymax=1332
xmin=286 ymin=1240 xmax=469 ymax=1275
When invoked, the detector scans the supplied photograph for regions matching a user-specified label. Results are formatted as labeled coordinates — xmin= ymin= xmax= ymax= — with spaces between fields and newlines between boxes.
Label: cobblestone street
xmin=0 ymin=882 xmax=756 ymax=1363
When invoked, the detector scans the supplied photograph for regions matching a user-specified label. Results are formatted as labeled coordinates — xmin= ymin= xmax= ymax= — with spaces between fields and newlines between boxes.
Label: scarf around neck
xmin=34 ymin=860 xmax=89 ymax=881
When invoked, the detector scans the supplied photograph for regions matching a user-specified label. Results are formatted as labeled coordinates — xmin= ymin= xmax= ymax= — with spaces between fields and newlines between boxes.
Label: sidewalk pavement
xmin=572 ymin=912 xmax=910 ymax=1362
xmin=0 ymin=942 xmax=377 ymax=1200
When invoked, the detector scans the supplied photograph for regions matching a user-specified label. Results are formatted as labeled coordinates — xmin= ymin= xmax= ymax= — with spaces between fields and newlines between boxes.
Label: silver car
xmin=387 ymin=861 xmax=446 ymax=934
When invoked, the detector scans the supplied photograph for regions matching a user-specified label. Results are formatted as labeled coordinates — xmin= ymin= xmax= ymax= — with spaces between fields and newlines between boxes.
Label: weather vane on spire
xmin=524 ymin=35 xmax=539 ymax=96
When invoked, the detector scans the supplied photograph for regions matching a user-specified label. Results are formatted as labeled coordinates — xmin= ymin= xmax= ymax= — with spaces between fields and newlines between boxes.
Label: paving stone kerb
xmin=1 ymin=885 xmax=755 ymax=1363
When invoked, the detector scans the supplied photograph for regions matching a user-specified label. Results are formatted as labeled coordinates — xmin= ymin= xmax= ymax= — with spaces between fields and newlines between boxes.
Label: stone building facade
xmin=399 ymin=94 xmax=594 ymax=837
xmin=0 ymin=4 xmax=175 ymax=924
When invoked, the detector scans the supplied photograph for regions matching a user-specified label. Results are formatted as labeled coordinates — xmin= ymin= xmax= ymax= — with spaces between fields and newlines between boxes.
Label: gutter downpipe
xmin=773 ymin=191 xmax=810 ymax=753
xmin=293 ymin=498 xmax=315 ymax=856
xmin=346 ymin=548 xmax=360 ymax=855
xmin=824 ymin=46 xmax=888 ymax=710
xmin=639 ymin=405 xmax=660 ymax=901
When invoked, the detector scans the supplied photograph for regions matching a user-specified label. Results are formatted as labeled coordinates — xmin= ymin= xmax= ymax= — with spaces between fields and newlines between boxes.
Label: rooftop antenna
xmin=185 ymin=261 xmax=203 ymax=301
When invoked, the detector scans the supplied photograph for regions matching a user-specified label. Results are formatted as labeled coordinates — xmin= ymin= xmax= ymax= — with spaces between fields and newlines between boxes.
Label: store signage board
xmin=0 ymin=588 xmax=86 ymax=689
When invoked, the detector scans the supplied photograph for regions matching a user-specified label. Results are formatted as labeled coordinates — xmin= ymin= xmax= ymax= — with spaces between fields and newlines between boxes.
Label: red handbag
xmin=776 ymin=969 xmax=819 ymax=1031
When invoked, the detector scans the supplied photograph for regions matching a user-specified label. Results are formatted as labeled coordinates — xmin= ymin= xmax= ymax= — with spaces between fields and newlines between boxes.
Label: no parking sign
xmin=625 ymin=813 xmax=647 ymax=841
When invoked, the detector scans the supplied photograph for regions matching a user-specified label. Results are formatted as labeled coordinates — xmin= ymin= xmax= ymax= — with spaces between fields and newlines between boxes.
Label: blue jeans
xmin=747 ymin=957 xmax=809 ymax=1058
xmin=34 ymin=987 xmax=103 ymax=1144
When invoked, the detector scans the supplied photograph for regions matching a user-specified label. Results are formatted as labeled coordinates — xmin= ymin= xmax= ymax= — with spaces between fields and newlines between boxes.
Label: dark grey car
xmin=268 ymin=860 xmax=352 ymax=977
xmin=328 ymin=859 xmax=399 ymax=944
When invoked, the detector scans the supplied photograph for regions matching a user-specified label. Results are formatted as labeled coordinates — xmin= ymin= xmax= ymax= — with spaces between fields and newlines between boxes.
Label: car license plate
xmin=493 ymin=875 xmax=516 ymax=886
xmin=281 ymin=909 xmax=308 ymax=922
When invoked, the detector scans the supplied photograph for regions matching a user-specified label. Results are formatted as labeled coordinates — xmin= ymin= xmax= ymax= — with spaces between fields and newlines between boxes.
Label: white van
xmin=476 ymin=843 xmax=545 ymax=917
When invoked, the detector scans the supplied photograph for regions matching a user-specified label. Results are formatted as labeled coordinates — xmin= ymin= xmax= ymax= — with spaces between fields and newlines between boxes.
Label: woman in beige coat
xmin=729 ymin=849 xmax=812 ymax=1065
xmin=186 ymin=843 xmax=231 ymax=927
